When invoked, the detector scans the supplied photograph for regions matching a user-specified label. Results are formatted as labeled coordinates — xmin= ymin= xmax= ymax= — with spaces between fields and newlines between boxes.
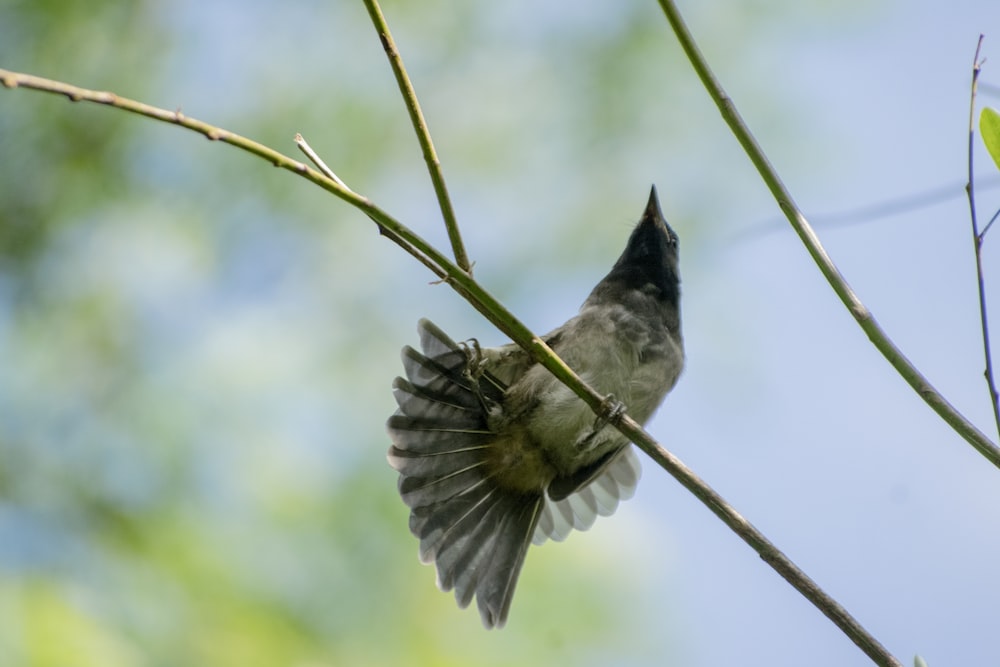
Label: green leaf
xmin=981 ymin=107 xmax=1000 ymax=173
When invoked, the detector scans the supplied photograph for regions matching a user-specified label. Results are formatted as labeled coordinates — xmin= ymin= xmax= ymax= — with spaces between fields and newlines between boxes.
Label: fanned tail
xmin=387 ymin=319 xmax=543 ymax=628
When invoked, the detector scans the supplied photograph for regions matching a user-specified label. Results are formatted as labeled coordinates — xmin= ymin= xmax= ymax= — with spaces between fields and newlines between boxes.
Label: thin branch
xmin=1 ymin=70 xmax=461 ymax=290
xmin=965 ymin=36 xmax=1000 ymax=441
xmin=616 ymin=412 xmax=902 ymax=667
xmin=295 ymin=133 xmax=350 ymax=188
xmin=361 ymin=0 xmax=472 ymax=275
xmin=0 ymin=67 xmax=603 ymax=429
xmin=983 ymin=207 xmax=1000 ymax=239
xmin=655 ymin=1 xmax=1000 ymax=476
xmin=0 ymin=66 xmax=896 ymax=666
xmin=294 ymin=132 xmax=451 ymax=281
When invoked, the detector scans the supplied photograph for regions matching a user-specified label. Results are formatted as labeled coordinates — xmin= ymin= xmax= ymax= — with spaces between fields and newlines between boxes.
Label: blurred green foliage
xmin=0 ymin=0 xmax=863 ymax=664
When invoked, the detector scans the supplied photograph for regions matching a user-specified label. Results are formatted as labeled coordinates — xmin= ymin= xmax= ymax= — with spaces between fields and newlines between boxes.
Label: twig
xmin=983 ymin=207 xmax=1000 ymax=239
xmin=361 ymin=0 xmax=472 ymax=275
xmin=655 ymin=1 xmax=1000 ymax=476
xmin=294 ymin=131 xmax=451 ymax=281
xmin=295 ymin=133 xmax=351 ymax=188
xmin=0 ymin=65 xmax=896 ymax=665
xmin=965 ymin=36 xmax=1000 ymax=441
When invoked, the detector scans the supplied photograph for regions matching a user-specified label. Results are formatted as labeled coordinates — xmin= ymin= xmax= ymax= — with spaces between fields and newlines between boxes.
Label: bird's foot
xmin=459 ymin=338 xmax=496 ymax=413
xmin=597 ymin=394 xmax=627 ymax=426
xmin=576 ymin=395 xmax=627 ymax=452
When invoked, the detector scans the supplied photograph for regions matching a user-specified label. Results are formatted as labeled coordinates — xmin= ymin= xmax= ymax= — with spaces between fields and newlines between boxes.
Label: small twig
xmin=983 ymin=207 xmax=1000 ymax=238
xmin=295 ymin=133 xmax=351 ymax=189
xmin=294 ymin=131 xmax=450 ymax=281
xmin=361 ymin=0 xmax=472 ymax=275
xmin=965 ymin=36 xmax=1000 ymax=441
xmin=655 ymin=1 xmax=1000 ymax=479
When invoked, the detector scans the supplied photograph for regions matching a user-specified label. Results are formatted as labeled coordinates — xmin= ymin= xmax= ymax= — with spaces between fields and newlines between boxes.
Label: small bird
xmin=387 ymin=186 xmax=683 ymax=628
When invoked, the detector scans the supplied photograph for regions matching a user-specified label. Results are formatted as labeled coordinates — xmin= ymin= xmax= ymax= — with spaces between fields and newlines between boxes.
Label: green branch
xmin=0 ymin=67 xmax=603 ymax=422
xmin=362 ymin=0 xmax=472 ymax=275
xmin=0 ymin=64 xmax=897 ymax=665
xmin=656 ymin=0 xmax=1000 ymax=473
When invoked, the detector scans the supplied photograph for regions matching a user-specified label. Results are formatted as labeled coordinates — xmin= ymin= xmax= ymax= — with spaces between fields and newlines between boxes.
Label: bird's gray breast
xmin=504 ymin=301 xmax=682 ymax=475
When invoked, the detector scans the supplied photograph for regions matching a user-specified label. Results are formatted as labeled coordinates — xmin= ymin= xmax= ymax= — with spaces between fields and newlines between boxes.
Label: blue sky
xmin=4 ymin=1 xmax=1000 ymax=665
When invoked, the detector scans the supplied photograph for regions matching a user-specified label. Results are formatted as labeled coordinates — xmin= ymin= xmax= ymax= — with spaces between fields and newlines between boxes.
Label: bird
xmin=386 ymin=186 xmax=683 ymax=628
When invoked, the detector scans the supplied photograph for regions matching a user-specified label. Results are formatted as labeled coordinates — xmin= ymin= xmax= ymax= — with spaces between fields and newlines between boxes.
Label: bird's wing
xmin=532 ymin=445 xmax=642 ymax=545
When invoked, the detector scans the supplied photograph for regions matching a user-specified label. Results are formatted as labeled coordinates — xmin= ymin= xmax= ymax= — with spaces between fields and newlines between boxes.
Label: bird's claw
xmin=576 ymin=394 xmax=627 ymax=452
xmin=598 ymin=394 xmax=626 ymax=426
xmin=459 ymin=338 xmax=486 ymax=380
xmin=459 ymin=338 xmax=496 ymax=413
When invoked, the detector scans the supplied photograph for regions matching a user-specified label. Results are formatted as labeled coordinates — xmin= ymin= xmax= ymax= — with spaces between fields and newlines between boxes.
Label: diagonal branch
xmin=619 ymin=413 xmax=902 ymax=667
xmin=0 ymin=65 xmax=899 ymax=666
xmin=362 ymin=0 xmax=472 ymax=274
xmin=656 ymin=0 xmax=1000 ymax=472
xmin=0 ymin=70 xmax=457 ymax=285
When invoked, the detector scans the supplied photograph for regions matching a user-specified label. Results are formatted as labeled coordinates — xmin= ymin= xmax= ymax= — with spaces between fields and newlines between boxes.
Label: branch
xmin=362 ymin=0 xmax=472 ymax=275
xmin=965 ymin=36 xmax=1000 ymax=441
xmin=0 ymin=70 xmax=464 ymax=287
xmin=621 ymin=413 xmax=903 ymax=666
xmin=655 ymin=1 xmax=1000 ymax=474
xmin=294 ymin=132 xmax=451 ymax=282
xmin=0 ymin=65 xmax=897 ymax=664
xmin=0 ymin=62 xmax=898 ymax=665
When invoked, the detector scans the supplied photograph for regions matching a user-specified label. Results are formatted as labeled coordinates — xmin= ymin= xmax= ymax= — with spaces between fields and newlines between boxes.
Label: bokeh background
xmin=2 ymin=0 xmax=1000 ymax=665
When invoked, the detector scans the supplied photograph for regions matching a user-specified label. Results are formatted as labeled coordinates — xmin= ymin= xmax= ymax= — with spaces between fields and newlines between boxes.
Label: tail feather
xmin=391 ymin=376 xmax=482 ymax=425
xmin=387 ymin=419 xmax=493 ymax=457
xmin=399 ymin=347 xmax=479 ymax=402
xmin=387 ymin=319 xmax=542 ymax=628
xmin=451 ymin=531 xmax=498 ymax=607
xmin=396 ymin=461 xmax=490 ymax=509
xmin=417 ymin=317 xmax=464 ymax=359
xmin=473 ymin=497 xmax=543 ymax=627
xmin=410 ymin=480 xmax=495 ymax=562
xmin=435 ymin=490 xmax=506 ymax=592
xmin=388 ymin=441 xmax=490 ymax=480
